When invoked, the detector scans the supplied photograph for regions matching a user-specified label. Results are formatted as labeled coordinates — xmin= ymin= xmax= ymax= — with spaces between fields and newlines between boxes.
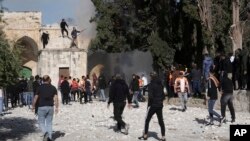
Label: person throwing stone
xmin=138 ymin=72 xmax=166 ymax=141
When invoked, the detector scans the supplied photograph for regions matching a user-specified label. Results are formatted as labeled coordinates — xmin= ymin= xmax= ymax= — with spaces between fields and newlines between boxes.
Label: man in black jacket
xmin=138 ymin=72 xmax=166 ymax=141
xmin=60 ymin=77 xmax=70 ymax=105
xmin=129 ymin=74 xmax=140 ymax=108
xmin=108 ymin=74 xmax=132 ymax=135
xmin=220 ymin=73 xmax=235 ymax=123
xmin=60 ymin=19 xmax=68 ymax=37
xmin=41 ymin=31 xmax=49 ymax=49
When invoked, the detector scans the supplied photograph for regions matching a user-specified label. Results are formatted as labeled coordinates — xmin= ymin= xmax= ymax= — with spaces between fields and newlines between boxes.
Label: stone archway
xmin=15 ymin=36 xmax=39 ymax=76
xmin=89 ymin=64 xmax=104 ymax=80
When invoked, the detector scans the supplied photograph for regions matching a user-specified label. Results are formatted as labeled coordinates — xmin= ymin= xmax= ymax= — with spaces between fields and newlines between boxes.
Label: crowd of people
xmin=1 ymin=49 xmax=250 ymax=140
xmin=165 ymin=49 xmax=250 ymax=100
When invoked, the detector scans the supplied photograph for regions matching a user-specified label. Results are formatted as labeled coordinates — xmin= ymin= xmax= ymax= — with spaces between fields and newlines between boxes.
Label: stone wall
xmin=2 ymin=12 xmax=88 ymax=82
xmin=2 ymin=12 xmax=41 ymax=48
xmin=41 ymin=25 xmax=86 ymax=50
xmin=38 ymin=48 xmax=87 ymax=88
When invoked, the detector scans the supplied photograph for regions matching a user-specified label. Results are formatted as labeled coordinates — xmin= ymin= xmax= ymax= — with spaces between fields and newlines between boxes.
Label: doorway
xmin=59 ymin=67 xmax=70 ymax=78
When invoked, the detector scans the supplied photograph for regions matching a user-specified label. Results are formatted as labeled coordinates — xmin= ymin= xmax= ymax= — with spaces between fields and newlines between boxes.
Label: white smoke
xmin=75 ymin=0 xmax=97 ymax=49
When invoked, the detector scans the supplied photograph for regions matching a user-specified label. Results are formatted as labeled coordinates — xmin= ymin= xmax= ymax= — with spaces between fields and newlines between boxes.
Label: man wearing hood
xmin=108 ymin=74 xmax=132 ymax=135
xmin=138 ymin=72 xmax=166 ymax=141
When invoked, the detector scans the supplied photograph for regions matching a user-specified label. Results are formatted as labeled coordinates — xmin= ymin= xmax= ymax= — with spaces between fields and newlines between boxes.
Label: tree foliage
xmin=90 ymin=0 xmax=250 ymax=70
xmin=0 ymin=15 xmax=21 ymax=87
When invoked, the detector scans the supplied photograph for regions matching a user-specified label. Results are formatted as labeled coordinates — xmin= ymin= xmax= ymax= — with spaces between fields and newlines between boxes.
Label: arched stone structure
xmin=2 ymin=12 xmax=88 ymax=87
xmin=2 ymin=12 xmax=42 ymax=50
xmin=15 ymin=36 xmax=38 ymax=76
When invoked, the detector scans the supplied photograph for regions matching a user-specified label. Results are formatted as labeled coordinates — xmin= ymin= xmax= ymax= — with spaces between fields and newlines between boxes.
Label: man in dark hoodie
xmin=220 ymin=73 xmax=235 ymax=123
xmin=60 ymin=19 xmax=68 ymax=37
xmin=60 ymin=77 xmax=70 ymax=105
xmin=239 ymin=47 xmax=248 ymax=89
xmin=108 ymin=74 xmax=132 ymax=135
xmin=138 ymin=72 xmax=166 ymax=141
xmin=219 ymin=53 xmax=233 ymax=81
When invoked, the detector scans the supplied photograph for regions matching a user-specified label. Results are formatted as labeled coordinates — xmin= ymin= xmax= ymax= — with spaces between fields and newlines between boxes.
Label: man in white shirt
xmin=141 ymin=74 xmax=148 ymax=96
xmin=174 ymin=71 xmax=190 ymax=112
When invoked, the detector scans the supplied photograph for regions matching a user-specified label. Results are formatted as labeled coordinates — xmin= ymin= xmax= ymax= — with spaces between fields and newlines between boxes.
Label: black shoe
xmin=134 ymin=105 xmax=139 ymax=108
xmin=43 ymin=132 xmax=49 ymax=141
xmin=184 ymin=105 xmax=187 ymax=110
xmin=231 ymin=119 xmax=235 ymax=123
xmin=160 ymin=138 xmax=166 ymax=141
xmin=182 ymin=109 xmax=186 ymax=112
xmin=138 ymin=135 xmax=148 ymax=140
xmin=206 ymin=121 xmax=214 ymax=126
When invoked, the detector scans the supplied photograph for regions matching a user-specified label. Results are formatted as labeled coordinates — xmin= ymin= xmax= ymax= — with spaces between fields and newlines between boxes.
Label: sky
xmin=2 ymin=0 xmax=97 ymax=38
xmin=2 ymin=0 xmax=94 ymax=25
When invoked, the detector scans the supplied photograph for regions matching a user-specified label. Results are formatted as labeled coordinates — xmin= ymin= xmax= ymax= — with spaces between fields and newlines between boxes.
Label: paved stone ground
xmin=0 ymin=96 xmax=250 ymax=141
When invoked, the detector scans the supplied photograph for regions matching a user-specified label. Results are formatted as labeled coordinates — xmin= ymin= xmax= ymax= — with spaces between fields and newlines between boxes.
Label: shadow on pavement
xmin=0 ymin=117 xmax=37 ymax=141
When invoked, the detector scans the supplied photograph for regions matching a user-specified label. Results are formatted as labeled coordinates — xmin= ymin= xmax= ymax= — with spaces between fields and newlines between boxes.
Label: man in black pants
xmin=41 ymin=31 xmax=49 ymax=49
xmin=139 ymin=72 xmax=166 ymax=141
xmin=60 ymin=77 xmax=70 ymax=105
xmin=108 ymin=74 xmax=131 ymax=135
xmin=220 ymin=73 xmax=235 ymax=123
xmin=60 ymin=19 xmax=68 ymax=37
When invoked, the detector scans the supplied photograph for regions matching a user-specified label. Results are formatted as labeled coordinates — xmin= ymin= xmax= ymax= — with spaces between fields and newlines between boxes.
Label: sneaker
xmin=138 ymin=135 xmax=148 ymax=140
xmin=43 ymin=132 xmax=49 ymax=141
xmin=206 ymin=121 xmax=214 ymax=126
xmin=182 ymin=109 xmax=186 ymax=112
xmin=121 ymin=124 xmax=129 ymax=135
xmin=220 ymin=117 xmax=226 ymax=124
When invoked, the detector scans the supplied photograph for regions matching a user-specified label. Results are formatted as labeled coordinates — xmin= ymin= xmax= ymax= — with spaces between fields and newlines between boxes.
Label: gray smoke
xmin=88 ymin=50 xmax=153 ymax=83
xmin=75 ymin=0 xmax=97 ymax=46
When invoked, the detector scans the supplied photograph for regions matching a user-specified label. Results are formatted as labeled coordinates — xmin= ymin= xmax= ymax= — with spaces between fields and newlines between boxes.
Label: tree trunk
xmin=197 ymin=0 xmax=212 ymax=31
xmin=197 ymin=0 xmax=213 ymax=54
xmin=230 ymin=0 xmax=243 ymax=53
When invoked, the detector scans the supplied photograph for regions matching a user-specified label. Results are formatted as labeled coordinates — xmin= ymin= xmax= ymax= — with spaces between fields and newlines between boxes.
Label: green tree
xmin=0 ymin=14 xmax=21 ymax=87
xmin=91 ymin=0 xmax=176 ymax=70
xmin=90 ymin=0 xmax=250 ymax=70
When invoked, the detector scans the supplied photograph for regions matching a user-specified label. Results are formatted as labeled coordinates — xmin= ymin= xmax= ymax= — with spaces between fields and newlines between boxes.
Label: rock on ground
xmin=0 ymin=99 xmax=250 ymax=141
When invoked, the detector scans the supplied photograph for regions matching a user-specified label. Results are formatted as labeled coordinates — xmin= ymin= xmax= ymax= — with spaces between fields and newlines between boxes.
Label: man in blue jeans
xmin=129 ymin=74 xmax=140 ymax=108
xmin=32 ymin=75 xmax=59 ymax=141
xmin=205 ymin=68 xmax=221 ymax=125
